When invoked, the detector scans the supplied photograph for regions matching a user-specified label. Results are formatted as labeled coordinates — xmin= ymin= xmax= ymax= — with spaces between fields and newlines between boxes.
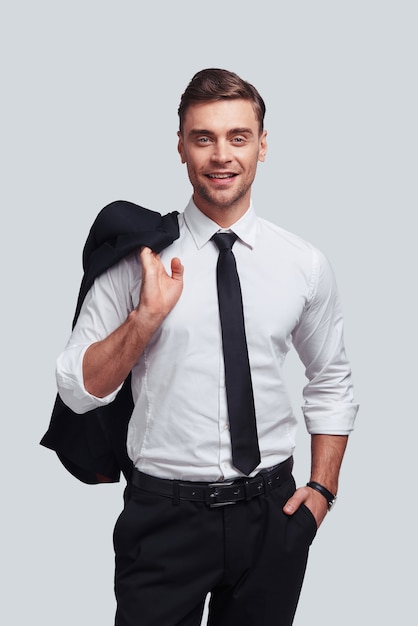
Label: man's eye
xmin=198 ymin=137 xmax=210 ymax=143
xmin=232 ymin=137 xmax=245 ymax=143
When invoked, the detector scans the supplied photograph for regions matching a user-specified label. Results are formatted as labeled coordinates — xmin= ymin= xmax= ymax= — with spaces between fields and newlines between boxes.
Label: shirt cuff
xmin=56 ymin=344 xmax=122 ymax=414
xmin=302 ymin=402 xmax=359 ymax=435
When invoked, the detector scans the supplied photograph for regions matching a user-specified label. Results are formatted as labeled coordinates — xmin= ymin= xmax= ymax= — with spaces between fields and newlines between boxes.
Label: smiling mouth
xmin=207 ymin=173 xmax=237 ymax=179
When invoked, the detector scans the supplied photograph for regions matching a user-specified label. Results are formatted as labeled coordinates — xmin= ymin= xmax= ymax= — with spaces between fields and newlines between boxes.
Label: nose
xmin=210 ymin=139 xmax=232 ymax=164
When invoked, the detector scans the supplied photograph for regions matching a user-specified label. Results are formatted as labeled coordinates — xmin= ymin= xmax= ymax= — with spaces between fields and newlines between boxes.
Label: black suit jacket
xmin=40 ymin=201 xmax=180 ymax=484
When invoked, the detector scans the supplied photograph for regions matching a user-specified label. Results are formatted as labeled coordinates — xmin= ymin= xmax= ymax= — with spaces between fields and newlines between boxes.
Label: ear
xmin=177 ymin=131 xmax=186 ymax=164
xmin=258 ymin=130 xmax=268 ymax=162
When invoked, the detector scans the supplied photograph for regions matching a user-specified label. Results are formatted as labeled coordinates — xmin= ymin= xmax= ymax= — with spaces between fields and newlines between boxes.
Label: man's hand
xmin=283 ymin=486 xmax=329 ymax=528
xmin=283 ymin=434 xmax=348 ymax=528
xmin=137 ymin=247 xmax=184 ymax=328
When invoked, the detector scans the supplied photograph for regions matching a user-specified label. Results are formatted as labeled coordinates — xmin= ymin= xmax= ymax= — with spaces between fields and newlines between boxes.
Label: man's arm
xmin=83 ymin=247 xmax=184 ymax=398
xmin=283 ymin=434 xmax=348 ymax=527
xmin=285 ymin=249 xmax=357 ymax=527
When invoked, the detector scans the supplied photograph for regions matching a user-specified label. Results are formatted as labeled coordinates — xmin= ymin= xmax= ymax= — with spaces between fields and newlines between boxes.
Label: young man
xmin=56 ymin=68 xmax=358 ymax=625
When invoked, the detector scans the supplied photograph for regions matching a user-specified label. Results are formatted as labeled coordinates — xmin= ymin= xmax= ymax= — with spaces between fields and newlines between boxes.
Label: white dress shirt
xmin=56 ymin=200 xmax=358 ymax=481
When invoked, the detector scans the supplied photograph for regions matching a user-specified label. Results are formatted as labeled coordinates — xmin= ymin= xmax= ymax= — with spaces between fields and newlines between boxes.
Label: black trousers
xmin=113 ymin=472 xmax=317 ymax=626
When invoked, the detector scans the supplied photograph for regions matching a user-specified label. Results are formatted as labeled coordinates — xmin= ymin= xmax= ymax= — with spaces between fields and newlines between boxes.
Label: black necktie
xmin=212 ymin=232 xmax=261 ymax=475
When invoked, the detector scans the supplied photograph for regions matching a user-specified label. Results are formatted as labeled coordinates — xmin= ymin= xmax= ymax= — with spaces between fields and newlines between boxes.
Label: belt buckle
xmin=207 ymin=481 xmax=237 ymax=508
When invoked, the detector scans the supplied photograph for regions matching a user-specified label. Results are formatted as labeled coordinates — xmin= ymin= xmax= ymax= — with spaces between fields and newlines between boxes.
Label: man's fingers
xmin=140 ymin=248 xmax=183 ymax=281
xmin=171 ymin=257 xmax=184 ymax=281
xmin=139 ymin=246 xmax=156 ymax=272
xmin=283 ymin=486 xmax=328 ymax=527
xmin=283 ymin=489 xmax=305 ymax=516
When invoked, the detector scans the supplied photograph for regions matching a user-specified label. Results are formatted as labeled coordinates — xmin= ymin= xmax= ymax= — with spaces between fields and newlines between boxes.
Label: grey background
xmin=2 ymin=1 xmax=416 ymax=624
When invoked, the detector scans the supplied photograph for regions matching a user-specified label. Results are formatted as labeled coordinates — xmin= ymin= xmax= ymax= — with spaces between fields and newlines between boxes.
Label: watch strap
xmin=306 ymin=481 xmax=337 ymax=510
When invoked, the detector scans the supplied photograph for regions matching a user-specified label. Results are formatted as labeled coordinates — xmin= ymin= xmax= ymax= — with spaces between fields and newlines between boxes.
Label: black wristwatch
xmin=306 ymin=481 xmax=337 ymax=511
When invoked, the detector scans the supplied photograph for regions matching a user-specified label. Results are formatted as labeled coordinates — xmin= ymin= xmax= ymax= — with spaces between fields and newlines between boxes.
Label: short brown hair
xmin=178 ymin=68 xmax=266 ymax=135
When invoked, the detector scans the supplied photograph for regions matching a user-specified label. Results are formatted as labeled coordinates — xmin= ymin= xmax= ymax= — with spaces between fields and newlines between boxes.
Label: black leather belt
xmin=130 ymin=457 xmax=293 ymax=507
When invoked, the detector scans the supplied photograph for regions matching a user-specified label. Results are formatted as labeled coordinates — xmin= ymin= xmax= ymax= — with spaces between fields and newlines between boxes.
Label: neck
xmin=193 ymin=198 xmax=250 ymax=228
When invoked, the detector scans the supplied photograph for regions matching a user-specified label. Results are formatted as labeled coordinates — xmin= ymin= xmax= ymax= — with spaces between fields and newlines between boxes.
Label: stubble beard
xmin=194 ymin=178 xmax=251 ymax=212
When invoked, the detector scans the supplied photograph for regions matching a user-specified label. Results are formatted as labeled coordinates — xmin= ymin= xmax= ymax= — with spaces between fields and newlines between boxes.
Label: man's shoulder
xmin=82 ymin=200 xmax=179 ymax=268
xmin=257 ymin=215 xmax=317 ymax=254
xmin=95 ymin=199 xmax=170 ymax=226
xmin=87 ymin=200 xmax=177 ymax=245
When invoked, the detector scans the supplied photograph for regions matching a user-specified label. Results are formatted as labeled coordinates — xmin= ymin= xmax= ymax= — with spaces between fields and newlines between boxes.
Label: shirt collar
xmin=183 ymin=198 xmax=258 ymax=250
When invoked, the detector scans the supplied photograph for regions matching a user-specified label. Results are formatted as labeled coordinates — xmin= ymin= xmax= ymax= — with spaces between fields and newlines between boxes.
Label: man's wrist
xmin=129 ymin=307 xmax=164 ymax=337
xmin=306 ymin=481 xmax=337 ymax=511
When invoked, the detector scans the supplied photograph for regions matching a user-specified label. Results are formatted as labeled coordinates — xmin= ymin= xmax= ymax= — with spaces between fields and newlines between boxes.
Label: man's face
xmin=177 ymin=99 xmax=267 ymax=222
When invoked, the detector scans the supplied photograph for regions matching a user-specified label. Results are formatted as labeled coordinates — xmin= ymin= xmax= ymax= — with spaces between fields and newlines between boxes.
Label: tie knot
xmin=212 ymin=232 xmax=238 ymax=252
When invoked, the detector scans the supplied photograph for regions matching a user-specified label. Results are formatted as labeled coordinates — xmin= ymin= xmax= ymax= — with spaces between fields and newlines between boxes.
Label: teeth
xmin=209 ymin=174 xmax=233 ymax=179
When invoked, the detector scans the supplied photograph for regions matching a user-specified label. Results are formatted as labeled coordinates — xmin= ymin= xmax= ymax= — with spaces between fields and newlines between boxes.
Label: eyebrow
xmin=188 ymin=127 xmax=255 ymax=138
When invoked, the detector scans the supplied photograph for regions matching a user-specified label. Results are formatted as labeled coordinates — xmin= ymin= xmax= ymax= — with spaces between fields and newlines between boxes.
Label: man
xmin=56 ymin=68 xmax=358 ymax=625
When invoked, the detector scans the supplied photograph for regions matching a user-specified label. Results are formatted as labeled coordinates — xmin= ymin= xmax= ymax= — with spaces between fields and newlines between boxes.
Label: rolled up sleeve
xmin=292 ymin=249 xmax=359 ymax=434
xmin=56 ymin=343 xmax=122 ymax=414
xmin=55 ymin=256 xmax=134 ymax=414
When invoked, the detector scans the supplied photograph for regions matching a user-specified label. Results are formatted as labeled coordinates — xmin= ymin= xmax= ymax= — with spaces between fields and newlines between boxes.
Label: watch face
xmin=328 ymin=496 xmax=337 ymax=510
